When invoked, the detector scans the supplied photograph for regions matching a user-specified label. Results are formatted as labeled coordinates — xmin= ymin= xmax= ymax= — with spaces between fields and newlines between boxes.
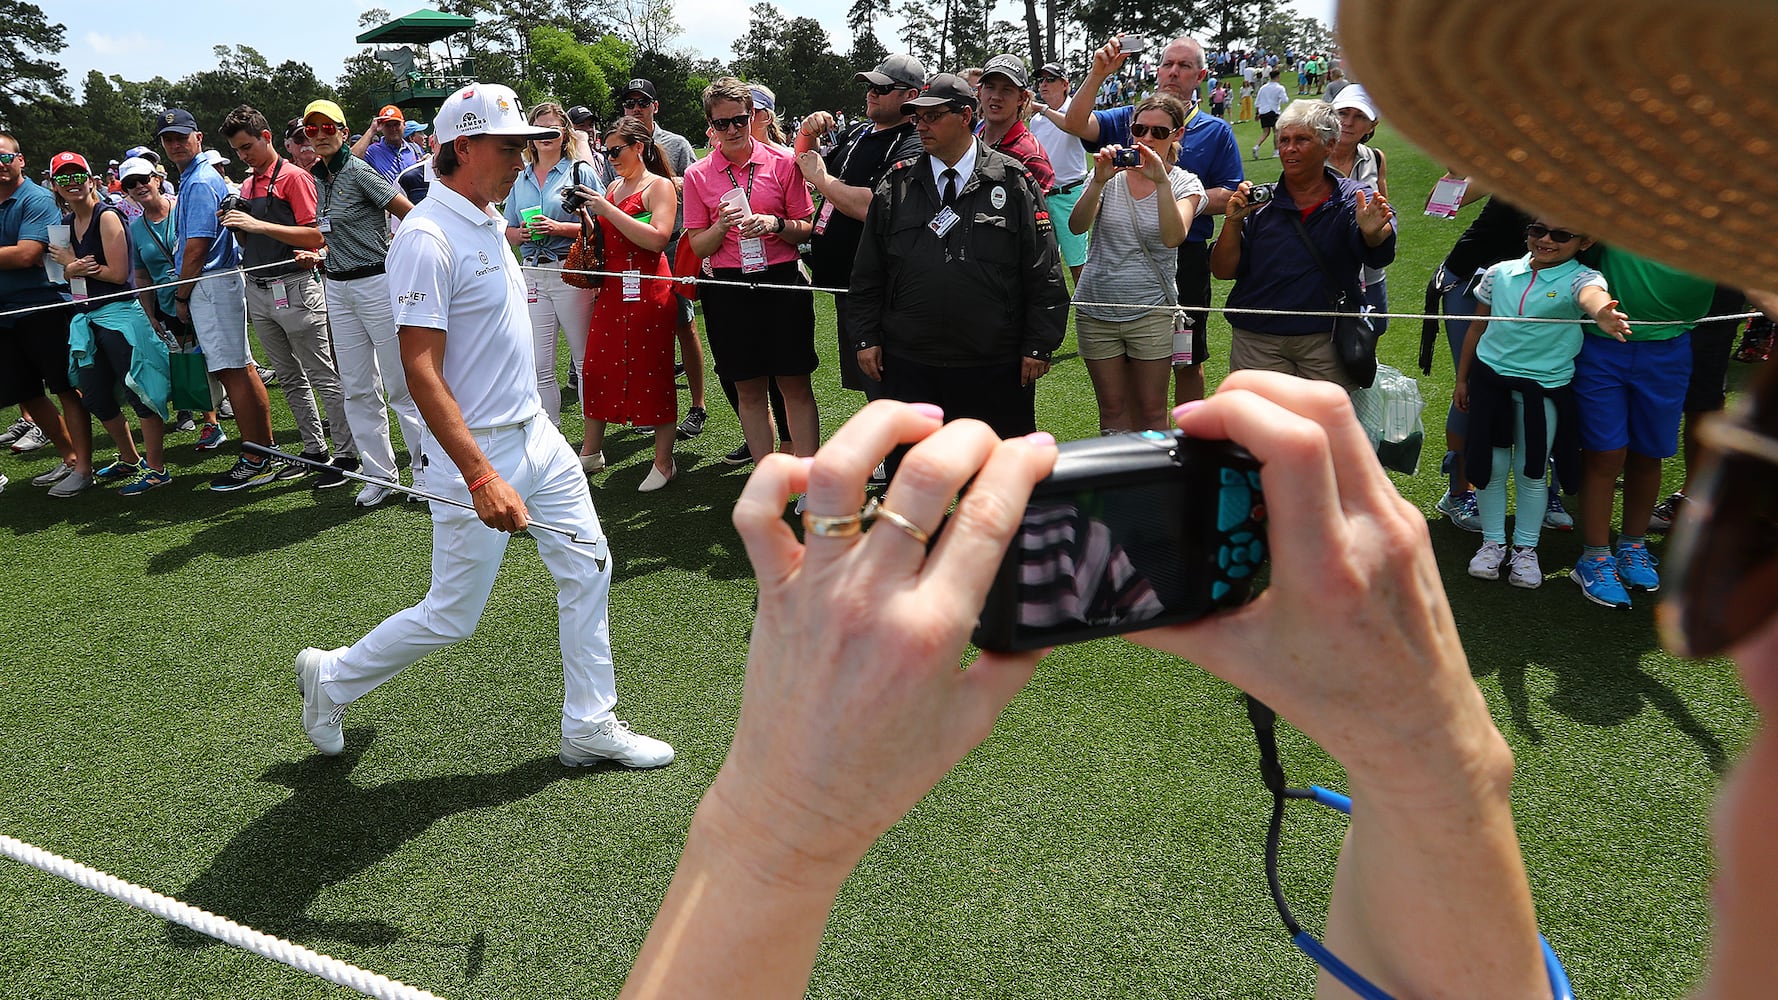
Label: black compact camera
xmin=560 ymin=184 xmax=592 ymax=213
xmin=217 ymin=194 xmax=248 ymax=219
xmin=1247 ymin=183 xmax=1276 ymax=205
xmin=1113 ymin=147 xmax=1142 ymax=168
xmin=972 ymin=430 xmax=1268 ymax=652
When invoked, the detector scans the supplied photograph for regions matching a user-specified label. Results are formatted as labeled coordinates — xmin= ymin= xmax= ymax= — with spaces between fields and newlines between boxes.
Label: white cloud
xmin=82 ymin=32 xmax=157 ymax=57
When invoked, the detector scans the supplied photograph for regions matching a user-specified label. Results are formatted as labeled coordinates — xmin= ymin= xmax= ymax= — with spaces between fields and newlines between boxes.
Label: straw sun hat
xmin=1338 ymin=0 xmax=1778 ymax=293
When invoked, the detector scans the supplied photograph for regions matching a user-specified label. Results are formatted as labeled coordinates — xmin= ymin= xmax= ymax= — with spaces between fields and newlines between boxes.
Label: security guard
xmin=848 ymin=73 xmax=1068 ymax=441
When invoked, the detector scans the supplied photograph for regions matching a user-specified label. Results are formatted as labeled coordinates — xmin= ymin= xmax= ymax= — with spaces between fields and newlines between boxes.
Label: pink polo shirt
xmin=682 ymin=138 xmax=813 ymax=270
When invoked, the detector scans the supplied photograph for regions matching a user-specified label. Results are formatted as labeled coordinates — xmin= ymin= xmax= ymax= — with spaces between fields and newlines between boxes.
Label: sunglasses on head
xmin=708 ymin=113 xmax=751 ymax=133
xmin=1662 ymin=363 xmax=1778 ymax=658
xmin=622 ymin=97 xmax=653 ymax=110
xmin=602 ymin=142 xmax=631 ymax=158
xmin=52 ymin=172 xmax=90 ymax=187
xmin=1129 ymin=124 xmax=1175 ymax=140
xmin=0 ymin=152 xmax=19 ymax=164
xmin=304 ymin=122 xmax=341 ymax=137
xmin=1524 ymin=224 xmax=1581 ymax=244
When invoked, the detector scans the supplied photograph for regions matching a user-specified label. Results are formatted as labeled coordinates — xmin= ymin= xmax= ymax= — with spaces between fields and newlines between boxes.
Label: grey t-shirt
xmin=314 ymin=153 xmax=399 ymax=273
xmin=1074 ymin=166 xmax=1206 ymax=323
xmin=653 ymin=126 xmax=696 ymax=236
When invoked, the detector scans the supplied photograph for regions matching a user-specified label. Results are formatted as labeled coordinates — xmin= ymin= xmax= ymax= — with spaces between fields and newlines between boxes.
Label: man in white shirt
xmin=294 ymin=83 xmax=673 ymax=770
xmin=1028 ymin=61 xmax=1092 ymax=284
xmin=1254 ymin=67 xmax=1290 ymax=158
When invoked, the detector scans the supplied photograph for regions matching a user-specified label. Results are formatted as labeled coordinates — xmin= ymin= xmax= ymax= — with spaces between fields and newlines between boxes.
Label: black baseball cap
xmin=566 ymin=105 xmax=597 ymax=125
xmin=285 ymin=118 xmax=305 ymax=140
xmin=980 ymin=54 xmax=1028 ymax=89
xmin=156 ymin=108 xmax=198 ymax=136
xmin=622 ymin=79 xmax=658 ymax=102
xmin=857 ymin=53 xmax=927 ymax=90
xmin=1037 ymin=62 xmax=1067 ymax=80
xmin=901 ymin=73 xmax=978 ymax=114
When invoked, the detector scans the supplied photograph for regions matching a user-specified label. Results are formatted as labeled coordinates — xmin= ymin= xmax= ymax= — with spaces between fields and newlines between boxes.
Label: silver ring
xmin=803 ymin=507 xmax=866 ymax=538
xmin=863 ymin=498 xmax=932 ymax=546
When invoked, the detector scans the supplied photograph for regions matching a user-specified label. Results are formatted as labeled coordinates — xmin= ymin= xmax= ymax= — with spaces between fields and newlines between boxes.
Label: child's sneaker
xmin=1435 ymin=490 xmax=1482 ymax=532
xmin=1615 ymin=540 xmax=1661 ymax=592
xmin=1508 ymin=546 xmax=1543 ymax=588
xmin=1571 ymin=554 xmax=1631 ymax=608
xmin=94 ymin=457 xmax=146 ymax=482
xmin=1468 ymin=540 xmax=1507 ymax=580
xmin=196 ymin=421 xmax=228 ymax=451
xmin=1648 ymin=492 xmax=1687 ymax=533
xmin=1542 ymin=493 xmax=1574 ymax=531
xmin=119 ymin=466 xmax=173 ymax=496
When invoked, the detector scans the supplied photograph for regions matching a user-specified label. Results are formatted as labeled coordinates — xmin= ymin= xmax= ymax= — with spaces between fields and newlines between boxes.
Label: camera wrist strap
xmin=1243 ymin=695 xmax=1574 ymax=1000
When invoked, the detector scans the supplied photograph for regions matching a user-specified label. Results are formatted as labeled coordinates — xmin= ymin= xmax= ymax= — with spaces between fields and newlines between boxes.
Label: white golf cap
xmin=433 ymin=83 xmax=558 ymax=143
xmin=118 ymin=157 xmax=156 ymax=182
xmin=1329 ymin=85 xmax=1380 ymax=124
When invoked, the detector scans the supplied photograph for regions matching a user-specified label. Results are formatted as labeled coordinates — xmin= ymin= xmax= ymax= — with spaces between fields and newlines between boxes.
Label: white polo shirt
xmin=386 ymin=179 xmax=540 ymax=430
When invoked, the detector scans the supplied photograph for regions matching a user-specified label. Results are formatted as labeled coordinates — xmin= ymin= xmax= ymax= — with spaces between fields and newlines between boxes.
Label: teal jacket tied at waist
xmin=68 ymin=300 xmax=171 ymax=420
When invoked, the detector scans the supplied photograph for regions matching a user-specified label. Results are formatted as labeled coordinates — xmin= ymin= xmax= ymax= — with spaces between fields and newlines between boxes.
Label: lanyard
xmin=246 ymin=158 xmax=284 ymax=201
xmin=142 ymin=212 xmax=177 ymax=268
xmin=724 ymin=162 xmax=757 ymax=200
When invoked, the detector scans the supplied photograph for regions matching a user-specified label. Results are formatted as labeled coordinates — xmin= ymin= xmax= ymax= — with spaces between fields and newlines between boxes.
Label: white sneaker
xmin=1508 ymin=546 xmax=1543 ymax=589
xmin=9 ymin=424 xmax=50 ymax=453
xmin=1468 ymin=540 xmax=1507 ymax=580
xmin=295 ymin=647 xmax=347 ymax=755
xmin=355 ymin=483 xmax=393 ymax=507
xmin=31 ymin=461 xmax=73 ymax=486
xmin=559 ymin=719 xmax=674 ymax=769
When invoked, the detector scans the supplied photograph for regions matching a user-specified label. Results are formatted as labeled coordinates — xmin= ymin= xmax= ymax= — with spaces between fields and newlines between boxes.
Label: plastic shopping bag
xmin=1350 ymin=364 xmax=1425 ymax=475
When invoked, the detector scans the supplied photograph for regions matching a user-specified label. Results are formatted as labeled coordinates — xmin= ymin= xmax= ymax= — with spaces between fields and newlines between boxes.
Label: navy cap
xmin=156 ymin=108 xmax=198 ymax=136
xmin=901 ymin=73 xmax=978 ymax=113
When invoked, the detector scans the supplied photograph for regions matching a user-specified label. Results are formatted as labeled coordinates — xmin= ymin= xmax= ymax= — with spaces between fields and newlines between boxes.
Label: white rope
xmin=0 ymin=834 xmax=446 ymax=1000
xmin=0 ymin=260 xmax=299 ymax=320
xmin=519 ymin=264 xmax=1762 ymax=328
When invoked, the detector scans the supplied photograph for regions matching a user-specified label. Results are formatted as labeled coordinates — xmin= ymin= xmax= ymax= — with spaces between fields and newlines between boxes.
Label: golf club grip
xmin=239 ymin=442 xmax=601 ymax=554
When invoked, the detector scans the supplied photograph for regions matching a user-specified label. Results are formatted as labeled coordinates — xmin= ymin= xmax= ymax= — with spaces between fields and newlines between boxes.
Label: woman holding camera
xmin=1213 ymin=100 xmax=1396 ymax=389
xmin=572 ymin=118 xmax=681 ymax=491
xmin=1068 ymin=94 xmax=1204 ymax=434
xmin=503 ymin=101 xmax=602 ymax=429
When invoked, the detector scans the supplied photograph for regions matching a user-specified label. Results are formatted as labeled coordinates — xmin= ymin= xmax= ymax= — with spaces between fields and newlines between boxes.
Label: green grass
xmin=0 ymin=119 xmax=1755 ymax=999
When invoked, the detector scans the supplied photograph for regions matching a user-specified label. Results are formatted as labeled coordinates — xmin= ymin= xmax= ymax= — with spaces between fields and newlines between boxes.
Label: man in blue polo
xmin=350 ymin=105 xmax=420 ymax=184
xmin=158 ymin=108 xmax=279 ymax=492
xmin=1063 ymin=34 xmax=1243 ymax=405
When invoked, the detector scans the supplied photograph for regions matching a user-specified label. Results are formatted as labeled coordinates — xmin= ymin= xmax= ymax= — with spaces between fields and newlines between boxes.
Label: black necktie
xmin=941 ymin=168 xmax=958 ymax=208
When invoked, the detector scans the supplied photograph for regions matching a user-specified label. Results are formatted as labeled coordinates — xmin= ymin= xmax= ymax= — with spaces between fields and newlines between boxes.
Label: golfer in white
xmin=296 ymin=84 xmax=673 ymax=768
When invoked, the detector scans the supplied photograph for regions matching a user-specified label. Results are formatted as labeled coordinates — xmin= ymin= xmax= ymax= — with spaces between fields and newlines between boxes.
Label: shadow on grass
xmin=1429 ymin=522 xmax=1729 ymax=773
xmin=583 ymin=433 xmax=755 ymax=582
xmin=168 ymin=733 xmax=570 ymax=952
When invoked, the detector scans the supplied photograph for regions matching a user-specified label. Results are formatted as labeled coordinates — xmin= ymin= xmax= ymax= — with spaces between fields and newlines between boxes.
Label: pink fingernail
xmin=909 ymin=402 xmax=944 ymax=420
xmin=1023 ymin=431 xmax=1055 ymax=446
xmin=1172 ymin=401 xmax=1205 ymax=421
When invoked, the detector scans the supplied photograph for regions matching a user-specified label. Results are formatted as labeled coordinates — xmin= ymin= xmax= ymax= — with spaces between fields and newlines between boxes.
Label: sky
xmin=43 ymin=0 xmax=1336 ymax=95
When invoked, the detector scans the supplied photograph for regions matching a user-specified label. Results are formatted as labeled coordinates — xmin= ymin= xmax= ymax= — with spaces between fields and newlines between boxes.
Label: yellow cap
xmin=303 ymin=99 xmax=347 ymax=126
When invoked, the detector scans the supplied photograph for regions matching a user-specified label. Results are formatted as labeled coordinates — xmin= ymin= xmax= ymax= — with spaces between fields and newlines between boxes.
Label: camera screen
xmin=1010 ymin=479 xmax=1193 ymax=638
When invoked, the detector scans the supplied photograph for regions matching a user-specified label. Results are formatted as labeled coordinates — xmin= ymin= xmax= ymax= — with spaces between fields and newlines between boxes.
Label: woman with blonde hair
xmin=1068 ymin=94 xmax=1204 ymax=433
xmin=503 ymin=99 xmax=603 ymax=428
xmin=749 ymin=84 xmax=789 ymax=148
xmin=573 ymin=117 xmax=682 ymax=491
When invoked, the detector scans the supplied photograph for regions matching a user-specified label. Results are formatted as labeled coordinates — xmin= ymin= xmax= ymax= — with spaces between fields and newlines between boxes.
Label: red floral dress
xmin=582 ymin=183 xmax=677 ymax=426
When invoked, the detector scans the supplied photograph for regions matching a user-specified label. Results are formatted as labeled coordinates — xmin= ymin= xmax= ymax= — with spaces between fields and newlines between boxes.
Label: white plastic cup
xmin=718 ymin=186 xmax=750 ymax=220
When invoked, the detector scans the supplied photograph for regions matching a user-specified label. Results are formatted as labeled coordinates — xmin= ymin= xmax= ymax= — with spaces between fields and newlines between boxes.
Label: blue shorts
xmin=1571 ymin=333 xmax=1692 ymax=457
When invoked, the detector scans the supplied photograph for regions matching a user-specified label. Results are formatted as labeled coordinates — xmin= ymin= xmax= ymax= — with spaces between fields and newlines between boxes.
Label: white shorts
xmin=189 ymin=269 xmax=253 ymax=372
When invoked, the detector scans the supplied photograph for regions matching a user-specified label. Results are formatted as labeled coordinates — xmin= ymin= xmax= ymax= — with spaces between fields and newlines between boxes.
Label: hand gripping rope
xmin=0 ymin=834 xmax=446 ymax=1000
xmin=1244 ymin=697 xmax=1575 ymax=1000
xmin=243 ymin=443 xmax=610 ymax=571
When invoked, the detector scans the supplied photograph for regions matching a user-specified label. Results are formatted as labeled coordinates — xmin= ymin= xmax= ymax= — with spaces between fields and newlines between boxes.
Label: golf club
xmin=244 ymin=442 xmax=609 ymax=569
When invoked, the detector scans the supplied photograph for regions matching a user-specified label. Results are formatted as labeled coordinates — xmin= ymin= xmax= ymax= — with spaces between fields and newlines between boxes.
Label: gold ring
xmin=863 ymin=498 xmax=932 ymax=546
xmin=803 ymin=507 xmax=866 ymax=538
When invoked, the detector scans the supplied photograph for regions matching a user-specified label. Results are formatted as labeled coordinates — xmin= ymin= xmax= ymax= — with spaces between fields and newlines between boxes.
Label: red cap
xmin=50 ymin=151 xmax=90 ymax=175
xmin=378 ymin=105 xmax=405 ymax=123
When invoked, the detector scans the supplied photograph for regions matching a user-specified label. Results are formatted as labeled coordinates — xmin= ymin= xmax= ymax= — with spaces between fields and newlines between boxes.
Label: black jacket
xmin=848 ymin=140 xmax=1068 ymax=367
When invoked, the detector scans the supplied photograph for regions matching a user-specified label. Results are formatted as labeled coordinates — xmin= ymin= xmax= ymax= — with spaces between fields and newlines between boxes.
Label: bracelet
xmin=175 ymin=295 xmax=191 ymax=303
xmin=466 ymin=471 xmax=499 ymax=493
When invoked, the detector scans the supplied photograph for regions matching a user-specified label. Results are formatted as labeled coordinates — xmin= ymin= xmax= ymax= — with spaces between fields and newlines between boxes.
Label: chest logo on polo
xmin=1547 ymin=291 xmax=1557 ymax=298
xmin=989 ymin=186 xmax=1006 ymax=210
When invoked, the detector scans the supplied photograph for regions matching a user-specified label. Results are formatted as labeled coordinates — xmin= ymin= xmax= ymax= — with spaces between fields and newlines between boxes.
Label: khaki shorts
xmin=1228 ymin=326 xmax=1357 ymax=390
xmin=1077 ymin=310 xmax=1175 ymax=362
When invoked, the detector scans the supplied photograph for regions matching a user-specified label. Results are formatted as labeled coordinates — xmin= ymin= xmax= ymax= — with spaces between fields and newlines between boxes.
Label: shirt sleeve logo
xmin=397 ymin=291 xmax=428 ymax=305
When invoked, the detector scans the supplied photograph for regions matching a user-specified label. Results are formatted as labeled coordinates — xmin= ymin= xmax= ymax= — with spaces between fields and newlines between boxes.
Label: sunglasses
xmin=123 ymin=176 xmax=153 ymax=190
xmin=912 ymin=107 xmax=964 ymax=125
xmin=622 ymin=97 xmax=653 ymax=110
xmin=1524 ymin=224 xmax=1581 ymax=244
xmin=52 ymin=172 xmax=90 ymax=187
xmin=0 ymin=152 xmax=19 ymax=164
xmin=1035 ymin=75 xmax=1064 ymax=84
xmin=1129 ymin=124 xmax=1175 ymax=140
xmin=865 ymin=84 xmax=904 ymax=97
xmin=303 ymin=122 xmax=341 ymax=137
xmin=602 ymin=143 xmax=631 ymax=158
xmin=708 ymin=113 xmax=751 ymax=133
xmin=1662 ymin=366 xmax=1778 ymax=658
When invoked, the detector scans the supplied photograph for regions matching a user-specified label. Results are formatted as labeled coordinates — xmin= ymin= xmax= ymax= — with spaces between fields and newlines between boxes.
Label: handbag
xmin=562 ymin=161 xmax=603 ymax=290
xmin=169 ymin=348 xmax=211 ymax=412
xmin=671 ymin=230 xmax=703 ymax=302
xmin=1284 ymin=209 xmax=1380 ymax=389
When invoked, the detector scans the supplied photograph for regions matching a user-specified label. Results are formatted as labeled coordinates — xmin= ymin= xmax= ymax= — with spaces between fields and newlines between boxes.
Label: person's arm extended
xmin=795 ymin=149 xmax=876 ymax=223
xmin=397 ymin=325 xmax=529 ymax=532
xmin=220 ymin=209 xmax=324 ymax=250
xmin=350 ymin=130 xmax=374 ymax=158
xmin=1453 ymin=300 xmax=1491 ymax=412
xmin=1577 ymin=285 xmax=1630 ymax=341
xmin=1063 ymin=37 xmax=1129 ymax=142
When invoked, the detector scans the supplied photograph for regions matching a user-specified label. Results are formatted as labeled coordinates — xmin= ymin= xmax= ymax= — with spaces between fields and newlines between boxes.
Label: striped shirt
xmin=310 ymin=151 xmax=399 ymax=273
